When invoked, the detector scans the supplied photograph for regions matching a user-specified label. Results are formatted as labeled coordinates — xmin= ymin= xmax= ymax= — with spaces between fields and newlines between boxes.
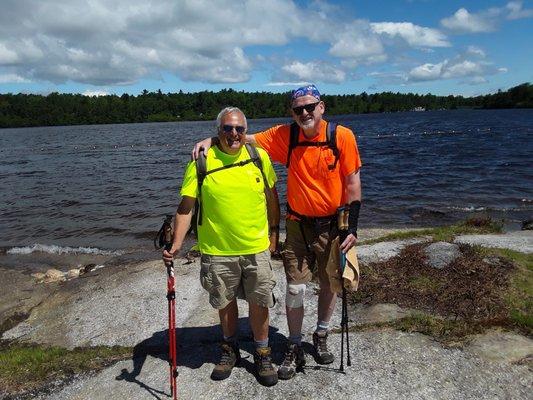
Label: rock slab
xmin=423 ymin=242 xmax=461 ymax=269
xmin=455 ymin=231 xmax=533 ymax=253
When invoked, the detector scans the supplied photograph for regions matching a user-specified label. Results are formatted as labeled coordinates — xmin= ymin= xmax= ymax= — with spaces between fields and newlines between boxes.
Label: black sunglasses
xmin=292 ymin=102 xmax=320 ymax=115
xmin=221 ymin=124 xmax=246 ymax=134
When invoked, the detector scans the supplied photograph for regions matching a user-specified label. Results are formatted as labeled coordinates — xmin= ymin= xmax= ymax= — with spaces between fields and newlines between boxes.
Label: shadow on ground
xmin=115 ymin=318 xmax=288 ymax=399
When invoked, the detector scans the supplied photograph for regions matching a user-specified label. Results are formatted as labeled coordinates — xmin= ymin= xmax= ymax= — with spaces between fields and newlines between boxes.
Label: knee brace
xmin=285 ymin=283 xmax=306 ymax=308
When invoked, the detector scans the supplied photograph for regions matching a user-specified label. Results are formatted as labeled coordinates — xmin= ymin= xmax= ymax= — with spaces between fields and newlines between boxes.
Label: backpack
xmin=190 ymin=143 xmax=265 ymax=236
xmin=286 ymin=121 xmax=339 ymax=170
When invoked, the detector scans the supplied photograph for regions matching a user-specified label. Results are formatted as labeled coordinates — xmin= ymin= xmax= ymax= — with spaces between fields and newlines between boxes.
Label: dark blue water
xmin=0 ymin=109 xmax=531 ymax=269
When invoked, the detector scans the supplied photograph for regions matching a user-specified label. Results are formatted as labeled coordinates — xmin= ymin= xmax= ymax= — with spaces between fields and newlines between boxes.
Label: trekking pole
xmin=337 ymin=206 xmax=352 ymax=371
xmin=155 ymin=215 xmax=178 ymax=400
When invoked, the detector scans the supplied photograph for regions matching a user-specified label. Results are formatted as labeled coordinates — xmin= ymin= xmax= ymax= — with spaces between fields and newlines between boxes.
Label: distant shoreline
xmin=1 ymin=107 xmax=531 ymax=130
xmin=1 ymin=82 xmax=531 ymax=129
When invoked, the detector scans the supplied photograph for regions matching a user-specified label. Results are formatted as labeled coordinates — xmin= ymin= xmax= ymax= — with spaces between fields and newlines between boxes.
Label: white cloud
xmin=440 ymin=8 xmax=498 ymax=33
xmin=281 ymin=61 xmax=346 ymax=83
xmin=176 ymin=47 xmax=253 ymax=83
xmin=0 ymin=1 xmax=392 ymax=86
xmin=464 ymin=76 xmax=488 ymax=85
xmin=327 ymin=20 xmax=388 ymax=70
xmin=366 ymin=70 xmax=406 ymax=86
xmin=82 ymin=90 xmax=109 ymax=96
xmin=371 ymin=22 xmax=450 ymax=47
xmin=0 ymin=0 xmax=522 ymax=88
xmin=0 ymin=73 xmax=30 ymax=83
xmin=0 ymin=0 xmax=301 ymax=85
xmin=408 ymin=56 xmax=505 ymax=82
xmin=0 ymin=43 xmax=21 ymax=64
xmin=466 ymin=45 xmax=486 ymax=58
xmin=266 ymin=81 xmax=309 ymax=87
xmin=442 ymin=60 xmax=482 ymax=78
xmin=506 ymin=1 xmax=533 ymax=20
xmin=409 ymin=62 xmax=444 ymax=81
xmin=441 ymin=2 xmax=532 ymax=33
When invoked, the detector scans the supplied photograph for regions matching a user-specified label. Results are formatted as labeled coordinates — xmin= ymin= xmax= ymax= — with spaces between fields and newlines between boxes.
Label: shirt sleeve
xmin=338 ymin=126 xmax=362 ymax=177
xmin=179 ymin=160 xmax=198 ymax=198
xmin=257 ymin=148 xmax=277 ymax=189
xmin=254 ymin=124 xmax=290 ymax=165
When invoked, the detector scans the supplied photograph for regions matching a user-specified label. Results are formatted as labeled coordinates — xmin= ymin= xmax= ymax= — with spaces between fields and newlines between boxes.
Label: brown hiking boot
xmin=210 ymin=341 xmax=240 ymax=380
xmin=254 ymin=347 xmax=278 ymax=386
xmin=313 ymin=331 xmax=334 ymax=364
xmin=277 ymin=343 xmax=305 ymax=380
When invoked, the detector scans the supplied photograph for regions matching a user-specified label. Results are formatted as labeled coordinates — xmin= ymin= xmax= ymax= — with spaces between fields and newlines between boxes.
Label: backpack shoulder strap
xmin=286 ymin=122 xmax=300 ymax=168
xmin=245 ymin=143 xmax=262 ymax=172
xmin=326 ymin=122 xmax=340 ymax=171
xmin=195 ymin=150 xmax=208 ymax=193
xmin=245 ymin=143 xmax=271 ymax=189
xmin=193 ymin=150 xmax=208 ymax=227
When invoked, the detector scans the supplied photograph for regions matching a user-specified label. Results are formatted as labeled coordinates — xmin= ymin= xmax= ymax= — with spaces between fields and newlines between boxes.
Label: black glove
xmin=347 ymin=200 xmax=361 ymax=238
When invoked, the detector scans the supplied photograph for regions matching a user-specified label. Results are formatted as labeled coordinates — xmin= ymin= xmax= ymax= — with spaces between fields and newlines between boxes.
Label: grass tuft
xmin=0 ymin=342 xmax=132 ymax=396
xmin=482 ymin=248 xmax=533 ymax=331
xmin=362 ymin=216 xmax=503 ymax=244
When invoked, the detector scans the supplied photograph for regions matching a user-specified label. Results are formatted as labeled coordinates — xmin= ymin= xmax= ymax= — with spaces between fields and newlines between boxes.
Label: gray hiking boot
xmin=254 ymin=347 xmax=278 ymax=387
xmin=211 ymin=341 xmax=241 ymax=380
xmin=313 ymin=331 xmax=334 ymax=364
xmin=277 ymin=343 xmax=305 ymax=380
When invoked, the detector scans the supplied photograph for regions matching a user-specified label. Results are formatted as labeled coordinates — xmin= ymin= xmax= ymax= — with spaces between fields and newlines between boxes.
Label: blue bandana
xmin=291 ymin=84 xmax=321 ymax=101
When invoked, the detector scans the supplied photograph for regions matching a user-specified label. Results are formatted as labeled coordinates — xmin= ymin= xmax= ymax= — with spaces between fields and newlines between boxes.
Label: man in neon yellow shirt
xmin=163 ymin=107 xmax=280 ymax=387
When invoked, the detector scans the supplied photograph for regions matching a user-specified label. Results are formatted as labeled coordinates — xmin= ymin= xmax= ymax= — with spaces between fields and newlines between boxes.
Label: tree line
xmin=0 ymin=83 xmax=531 ymax=128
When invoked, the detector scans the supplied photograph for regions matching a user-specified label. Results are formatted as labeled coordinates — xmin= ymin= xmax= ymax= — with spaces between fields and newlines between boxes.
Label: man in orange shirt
xmin=193 ymin=84 xmax=362 ymax=380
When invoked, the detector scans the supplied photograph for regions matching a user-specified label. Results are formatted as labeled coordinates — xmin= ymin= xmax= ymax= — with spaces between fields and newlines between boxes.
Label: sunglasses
xmin=292 ymin=102 xmax=320 ymax=115
xmin=221 ymin=125 xmax=246 ymax=134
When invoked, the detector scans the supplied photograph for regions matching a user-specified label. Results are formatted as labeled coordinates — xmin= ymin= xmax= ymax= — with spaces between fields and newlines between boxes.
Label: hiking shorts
xmin=199 ymin=250 xmax=276 ymax=310
xmin=282 ymin=218 xmax=336 ymax=285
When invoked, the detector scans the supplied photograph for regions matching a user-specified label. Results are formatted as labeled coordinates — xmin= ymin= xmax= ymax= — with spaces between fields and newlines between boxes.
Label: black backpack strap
xmin=327 ymin=122 xmax=339 ymax=171
xmin=194 ymin=150 xmax=208 ymax=226
xmin=286 ymin=121 xmax=340 ymax=171
xmin=286 ymin=122 xmax=300 ymax=169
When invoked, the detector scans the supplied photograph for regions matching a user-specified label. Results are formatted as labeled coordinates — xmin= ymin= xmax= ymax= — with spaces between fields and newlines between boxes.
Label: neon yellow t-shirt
xmin=180 ymin=145 xmax=277 ymax=255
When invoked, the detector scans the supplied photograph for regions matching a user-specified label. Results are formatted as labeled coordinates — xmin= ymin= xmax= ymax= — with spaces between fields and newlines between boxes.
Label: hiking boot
xmin=277 ymin=343 xmax=305 ymax=380
xmin=253 ymin=347 xmax=278 ymax=387
xmin=210 ymin=341 xmax=241 ymax=380
xmin=313 ymin=331 xmax=334 ymax=364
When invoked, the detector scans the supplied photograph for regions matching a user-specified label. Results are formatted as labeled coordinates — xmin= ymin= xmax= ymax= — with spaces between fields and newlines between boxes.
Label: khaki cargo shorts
xmin=200 ymin=250 xmax=276 ymax=310
xmin=282 ymin=218 xmax=336 ymax=285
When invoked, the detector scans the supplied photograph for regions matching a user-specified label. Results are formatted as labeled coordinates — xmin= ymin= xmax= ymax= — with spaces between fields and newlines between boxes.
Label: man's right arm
xmin=192 ymin=134 xmax=257 ymax=159
xmin=162 ymin=196 xmax=196 ymax=264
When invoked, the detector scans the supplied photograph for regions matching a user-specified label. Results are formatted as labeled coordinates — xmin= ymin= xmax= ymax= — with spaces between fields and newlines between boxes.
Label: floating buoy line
xmin=34 ymin=142 xmax=180 ymax=152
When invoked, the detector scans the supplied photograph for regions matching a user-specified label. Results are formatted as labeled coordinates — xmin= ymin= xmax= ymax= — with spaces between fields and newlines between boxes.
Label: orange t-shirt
xmin=255 ymin=119 xmax=362 ymax=217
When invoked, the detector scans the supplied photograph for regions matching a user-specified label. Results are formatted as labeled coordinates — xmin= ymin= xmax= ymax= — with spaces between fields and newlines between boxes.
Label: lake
xmin=0 ymin=109 xmax=531 ymax=269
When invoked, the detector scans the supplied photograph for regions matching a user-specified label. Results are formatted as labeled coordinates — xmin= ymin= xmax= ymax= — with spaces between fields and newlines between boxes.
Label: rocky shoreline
xmin=1 ymin=228 xmax=532 ymax=399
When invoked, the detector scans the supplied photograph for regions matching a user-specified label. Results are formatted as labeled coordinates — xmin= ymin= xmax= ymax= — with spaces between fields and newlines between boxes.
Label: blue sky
xmin=0 ymin=0 xmax=531 ymax=97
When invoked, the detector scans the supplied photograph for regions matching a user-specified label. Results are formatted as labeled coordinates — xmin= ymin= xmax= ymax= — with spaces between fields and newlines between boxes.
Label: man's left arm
xmin=340 ymin=169 xmax=361 ymax=253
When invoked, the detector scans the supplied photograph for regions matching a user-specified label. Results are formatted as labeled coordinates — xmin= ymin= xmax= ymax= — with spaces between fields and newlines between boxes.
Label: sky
xmin=0 ymin=0 xmax=532 ymax=97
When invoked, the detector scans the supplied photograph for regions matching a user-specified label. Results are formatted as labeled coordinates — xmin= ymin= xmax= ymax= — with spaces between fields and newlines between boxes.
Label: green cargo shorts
xmin=199 ymin=250 xmax=276 ymax=310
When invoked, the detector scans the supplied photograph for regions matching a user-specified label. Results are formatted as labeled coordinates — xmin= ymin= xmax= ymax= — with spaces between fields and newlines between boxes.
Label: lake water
xmin=1 ymin=109 xmax=531 ymax=270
